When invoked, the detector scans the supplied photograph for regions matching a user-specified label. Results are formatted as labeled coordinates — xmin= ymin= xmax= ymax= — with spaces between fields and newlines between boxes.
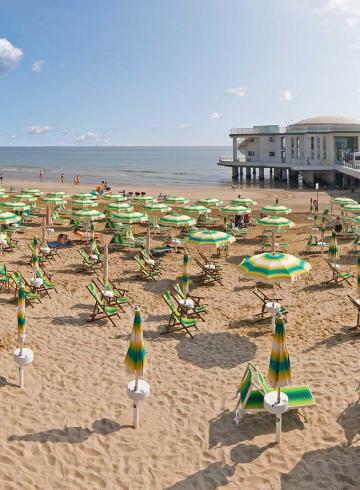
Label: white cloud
xmin=320 ymin=0 xmax=360 ymax=16
xmin=10 ymin=134 xmax=17 ymax=139
xmin=0 ymin=38 xmax=23 ymax=75
xmin=208 ymin=112 xmax=220 ymax=120
xmin=279 ymin=89 xmax=293 ymax=101
xmin=178 ymin=122 xmax=192 ymax=129
xmin=73 ymin=132 xmax=108 ymax=144
xmin=345 ymin=15 xmax=359 ymax=26
xmin=32 ymin=59 xmax=45 ymax=73
xmin=26 ymin=125 xmax=53 ymax=135
xmin=226 ymin=86 xmax=247 ymax=97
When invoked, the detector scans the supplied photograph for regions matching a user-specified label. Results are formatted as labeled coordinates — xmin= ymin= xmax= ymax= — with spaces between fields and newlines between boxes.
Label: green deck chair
xmin=35 ymin=270 xmax=57 ymax=297
xmin=95 ymin=278 xmax=131 ymax=312
xmin=78 ymin=248 xmax=102 ymax=275
xmin=9 ymin=272 xmax=41 ymax=307
xmin=324 ymin=258 xmax=353 ymax=286
xmin=172 ymin=283 xmax=207 ymax=320
xmin=86 ymin=282 xmax=121 ymax=327
xmin=134 ymin=255 xmax=161 ymax=280
xmin=162 ymin=291 xmax=198 ymax=338
xmin=0 ymin=265 xmax=10 ymax=290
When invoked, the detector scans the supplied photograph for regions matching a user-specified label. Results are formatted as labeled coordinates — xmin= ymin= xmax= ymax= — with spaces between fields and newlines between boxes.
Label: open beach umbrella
xmin=185 ymin=229 xmax=235 ymax=248
xmin=13 ymin=194 xmax=36 ymax=203
xmin=328 ymin=231 xmax=340 ymax=264
xmin=331 ymin=197 xmax=357 ymax=205
xmin=71 ymin=199 xmax=98 ymax=208
xmin=196 ymin=197 xmax=223 ymax=207
xmin=142 ymin=202 xmax=172 ymax=214
xmin=102 ymin=193 xmax=127 ymax=202
xmin=180 ymin=204 xmax=211 ymax=216
xmin=0 ymin=211 xmax=21 ymax=227
xmin=111 ymin=211 xmax=148 ymax=224
xmin=0 ymin=201 xmax=29 ymax=213
xmin=132 ymin=195 xmax=155 ymax=204
xmin=124 ymin=307 xmax=148 ymax=388
xmin=105 ymin=202 xmax=133 ymax=212
xmin=257 ymin=215 xmax=294 ymax=253
xmin=182 ymin=253 xmax=190 ymax=297
xmin=22 ymin=188 xmax=42 ymax=196
xmin=260 ymin=204 xmax=292 ymax=215
xmin=46 ymin=191 xmax=68 ymax=198
xmin=230 ymin=197 xmax=257 ymax=206
xmin=41 ymin=197 xmax=67 ymax=205
xmin=0 ymin=191 xmax=8 ymax=199
xmin=351 ymin=216 xmax=360 ymax=224
xmin=72 ymin=209 xmax=105 ymax=221
xmin=17 ymin=285 xmax=26 ymax=354
xmin=158 ymin=213 xmax=195 ymax=228
xmin=220 ymin=204 xmax=251 ymax=215
xmin=162 ymin=196 xmax=189 ymax=206
xmin=72 ymin=193 xmax=96 ymax=200
xmin=341 ymin=203 xmax=360 ymax=214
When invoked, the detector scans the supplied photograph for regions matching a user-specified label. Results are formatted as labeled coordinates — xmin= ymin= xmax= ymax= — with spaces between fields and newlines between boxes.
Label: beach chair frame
xmin=194 ymin=258 xmax=223 ymax=286
xmin=347 ymin=295 xmax=360 ymax=332
xmin=324 ymin=258 xmax=354 ymax=286
xmin=161 ymin=291 xmax=198 ymax=338
xmin=86 ymin=282 xmax=121 ymax=327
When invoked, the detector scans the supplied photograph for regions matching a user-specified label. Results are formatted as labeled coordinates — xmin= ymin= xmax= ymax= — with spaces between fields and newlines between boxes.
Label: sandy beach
xmin=0 ymin=183 xmax=359 ymax=490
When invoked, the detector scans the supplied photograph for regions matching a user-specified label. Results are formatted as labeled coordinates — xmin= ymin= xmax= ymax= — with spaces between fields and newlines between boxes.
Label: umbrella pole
xmin=19 ymin=366 xmax=24 ymax=389
xmin=133 ymin=374 xmax=140 ymax=429
xmin=276 ymin=413 xmax=282 ymax=444
xmin=271 ymin=230 xmax=275 ymax=254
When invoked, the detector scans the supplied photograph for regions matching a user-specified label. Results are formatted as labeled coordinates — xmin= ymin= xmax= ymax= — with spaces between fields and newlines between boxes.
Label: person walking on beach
xmin=0 ymin=172 xmax=3 ymax=184
xmin=73 ymin=175 xmax=77 ymax=186
xmin=61 ymin=173 xmax=64 ymax=184
xmin=39 ymin=169 xmax=43 ymax=181
xmin=76 ymin=175 xmax=80 ymax=186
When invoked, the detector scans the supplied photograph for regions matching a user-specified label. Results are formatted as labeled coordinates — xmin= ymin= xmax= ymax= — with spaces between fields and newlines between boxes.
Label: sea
xmin=0 ymin=146 xmax=300 ymax=189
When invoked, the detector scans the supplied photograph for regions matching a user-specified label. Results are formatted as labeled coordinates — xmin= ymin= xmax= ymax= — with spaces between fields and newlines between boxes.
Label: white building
xmin=218 ymin=116 xmax=360 ymax=186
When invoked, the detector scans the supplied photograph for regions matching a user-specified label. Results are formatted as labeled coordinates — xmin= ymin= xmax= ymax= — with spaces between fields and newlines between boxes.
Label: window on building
xmin=291 ymin=137 xmax=295 ymax=158
xmin=248 ymin=151 xmax=255 ymax=157
xmin=269 ymin=137 xmax=275 ymax=142
xmin=316 ymin=136 xmax=321 ymax=160
xmin=249 ymin=137 xmax=255 ymax=143
xmin=296 ymin=137 xmax=300 ymax=159
xmin=281 ymin=150 xmax=286 ymax=161
xmin=281 ymin=137 xmax=286 ymax=150
xmin=334 ymin=136 xmax=358 ymax=162
xmin=311 ymin=136 xmax=314 ymax=159
xmin=269 ymin=151 xmax=275 ymax=157
xmin=323 ymin=136 xmax=326 ymax=160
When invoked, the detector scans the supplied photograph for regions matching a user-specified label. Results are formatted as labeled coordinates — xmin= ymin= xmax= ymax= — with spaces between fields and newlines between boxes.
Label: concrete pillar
xmin=232 ymin=166 xmax=239 ymax=180
xmin=252 ymin=167 xmax=256 ymax=177
xmin=302 ymin=171 xmax=315 ymax=187
xmin=239 ymin=167 xmax=243 ymax=177
xmin=281 ymin=168 xmax=287 ymax=181
xmin=274 ymin=168 xmax=280 ymax=180
xmin=351 ymin=176 xmax=355 ymax=190
xmin=289 ymin=170 xmax=298 ymax=182
xmin=259 ymin=167 xmax=265 ymax=180
xmin=345 ymin=175 xmax=351 ymax=189
xmin=232 ymin=137 xmax=238 ymax=162
xmin=246 ymin=167 xmax=251 ymax=179
xmin=269 ymin=168 xmax=273 ymax=177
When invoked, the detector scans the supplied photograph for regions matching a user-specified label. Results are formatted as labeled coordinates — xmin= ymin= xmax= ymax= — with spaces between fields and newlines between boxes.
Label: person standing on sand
xmin=76 ymin=175 xmax=80 ymax=186
xmin=61 ymin=173 xmax=64 ymax=184
xmin=0 ymin=172 xmax=3 ymax=184
xmin=39 ymin=169 xmax=43 ymax=181
xmin=73 ymin=176 xmax=77 ymax=186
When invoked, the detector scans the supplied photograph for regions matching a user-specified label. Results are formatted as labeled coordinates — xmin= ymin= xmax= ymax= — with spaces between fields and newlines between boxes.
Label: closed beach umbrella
xmin=111 ymin=211 xmax=148 ymax=224
xmin=231 ymin=197 xmax=257 ymax=206
xmin=47 ymin=191 xmax=68 ymax=198
xmin=124 ymin=307 xmax=148 ymax=387
xmin=22 ymin=188 xmax=42 ymax=196
xmin=239 ymin=252 xmax=311 ymax=283
xmin=72 ymin=209 xmax=105 ymax=221
xmin=17 ymin=285 xmax=26 ymax=354
xmin=46 ymin=204 xmax=53 ymax=227
xmin=341 ymin=203 xmax=360 ymax=214
xmin=185 ymin=229 xmax=235 ymax=248
xmin=13 ymin=194 xmax=36 ymax=202
xmin=132 ymin=195 xmax=155 ymax=204
xmin=163 ymin=196 xmax=189 ymax=206
xmin=142 ymin=202 xmax=172 ymax=214
xmin=0 ymin=201 xmax=29 ymax=213
xmin=197 ymin=197 xmax=223 ymax=207
xmin=180 ymin=204 xmax=211 ymax=215
xmin=182 ymin=253 xmax=190 ymax=297
xmin=0 ymin=211 xmax=20 ymax=226
xmin=102 ymin=193 xmax=127 ymax=202
xmin=328 ymin=231 xmax=340 ymax=264
xmin=71 ymin=199 xmax=98 ymax=208
xmin=260 ymin=204 xmax=292 ymax=215
xmin=31 ymin=237 xmax=40 ymax=278
xmin=158 ymin=213 xmax=195 ymax=228
xmin=257 ymin=215 xmax=294 ymax=253
xmin=220 ymin=205 xmax=251 ymax=216
xmin=105 ymin=202 xmax=133 ymax=212
xmin=103 ymin=245 xmax=109 ymax=288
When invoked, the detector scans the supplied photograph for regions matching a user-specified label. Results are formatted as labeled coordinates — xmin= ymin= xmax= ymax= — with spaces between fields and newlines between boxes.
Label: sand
xmin=0 ymin=181 xmax=359 ymax=489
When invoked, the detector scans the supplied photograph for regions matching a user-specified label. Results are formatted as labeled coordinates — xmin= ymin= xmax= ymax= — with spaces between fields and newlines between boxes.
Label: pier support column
xmin=252 ymin=167 xmax=256 ymax=177
xmin=274 ymin=168 xmax=280 ymax=180
xmin=232 ymin=166 xmax=239 ymax=180
xmin=246 ymin=167 xmax=251 ymax=179
xmin=281 ymin=168 xmax=287 ymax=181
xmin=239 ymin=167 xmax=244 ymax=178
xmin=289 ymin=170 xmax=299 ymax=182
xmin=302 ymin=171 xmax=315 ymax=187
xmin=232 ymin=137 xmax=238 ymax=162
xmin=269 ymin=168 xmax=273 ymax=177
xmin=259 ymin=167 xmax=265 ymax=180
xmin=344 ymin=175 xmax=351 ymax=189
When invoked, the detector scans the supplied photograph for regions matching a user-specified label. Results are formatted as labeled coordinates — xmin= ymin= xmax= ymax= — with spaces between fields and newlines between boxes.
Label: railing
xmin=230 ymin=126 xmax=286 ymax=136
xmin=336 ymin=161 xmax=360 ymax=170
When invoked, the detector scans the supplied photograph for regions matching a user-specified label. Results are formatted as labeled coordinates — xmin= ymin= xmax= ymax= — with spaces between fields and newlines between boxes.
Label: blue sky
xmin=1 ymin=0 xmax=360 ymax=146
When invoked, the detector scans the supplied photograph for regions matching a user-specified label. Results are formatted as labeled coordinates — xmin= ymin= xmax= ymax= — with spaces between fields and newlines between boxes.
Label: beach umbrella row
xmin=185 ymin=229 xmax=235 ymax=247
xmin=112 ymin=211 xmax=148 ymax=224
xmin=158 ymin=213 xmax=195 ymax=227
xmin=102 ymin=194 xmax=127 ymax=202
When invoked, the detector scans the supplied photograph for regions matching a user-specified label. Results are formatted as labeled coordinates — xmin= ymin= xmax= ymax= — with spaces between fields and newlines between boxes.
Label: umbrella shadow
xmin=303 ymin=326 xmax=360 ymax=352
xmin=8 ymin=418 xmax=130 ymax=444
xmin=337 ymin=393 xmax=360 ymax=447
xmin=176 ymin=333 xmax=256 ymax=369
xmin=166 ymin=462 xmax=236 ymax=490
xmin=230 ymin=442 xmax=275 ymax=463
xmin=209 ymin=409 xmax=304 ymax=448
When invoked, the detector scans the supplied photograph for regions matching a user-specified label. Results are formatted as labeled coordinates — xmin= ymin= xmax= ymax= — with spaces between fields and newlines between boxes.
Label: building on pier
xmin=218 ymin=116 xmax=360 ymax=187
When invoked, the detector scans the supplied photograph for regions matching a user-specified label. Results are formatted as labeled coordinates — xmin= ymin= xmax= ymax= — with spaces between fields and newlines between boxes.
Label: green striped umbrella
xmin=132 ymin=195 xmax=155 ymax=203
xmin=331 ymin=197 xmax=357 ymax=204
xmin=102 ymin=194 xmax=127 ymax=201
xmin=239 ymin=252 xmax=311 ymax=283
xmin=71 ymin=199 xmax=98 ymax=208
xmin=0 ymin=191 xmax=9 ymax=198
xmin=17 ymin=285 xmax=26 ymax=354
xmin=162 ymin=196 xmax=189 ymax=206
xmin=196 ymin=197 xmax=223 ymax=207
xmin=41 ymin=197 xmax=67 ymax=205
xmin=124 ymin=306 xmax=148 ymax=389
xmin=0 ymin=201 xmax=29 ymax=212
xmin=220 ymin=205 xmax=251 ymax=215
xmin=328 ymin=231 xmax=340 ymax=263
xmin=21 ymin=188 xmax=42 ymax=196
xmin=0 ymin=211 xmax=21 ymax=226
xmin=142 ymin=202 xmax=172 ymax=214
xmin=341 ymin=203 xmax=360 ymax=213
xmin=351 ymin=216 xmax=360 ymax=224
xmin=260 ymin=204 xmax=292 ymax=215
xmin=72 ymin=193 xmax=96 ymax=200
xmin=47 ymin=191 xmax=68 ymax=198
xmin=185 ymin=229 xmax=236 ymax=247
xmin=257 ymin=215 xmax=294 ymax=253
xmin=268 ymin=314 xmax=292 ymax=404
xmin=13 ymin=194 xmax=37 ymax=202
xmin=72 ymin=209 xmax=105 ymax=221
xmin=182 ymin=253 xmax=190 ymax=297
xmin=158 ymin=213 xmax=195 ymax=228
xmin=180 ymin=204 xmax=211 ymax=215
xmin=105 ymin=202 xmax=133 ymax=212
xmin=230 ymin=197 xmax=257 ymax=206
xmin=111 ymin=211 xmax=148 ymax=224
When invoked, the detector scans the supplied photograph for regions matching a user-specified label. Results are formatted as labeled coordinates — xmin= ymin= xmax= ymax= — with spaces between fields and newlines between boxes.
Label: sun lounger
xmin=194 ymin=258 xmax=223 ymax=286
xmin=78 ymin=248 xmax=102 ymax=275
xmin=162 ymin=291 xmax=198 ymax=338
xmin=0 ymin=265 xmax=10 ymax=290
xmin=94 ymin=278 xmax=131 ymax=312
xmin=171 ymin=283 xmax=207 ymax=321
xmin=324 ymin=258 xmax=353 ymax=286
xmin=234 ymin=362 xmax=315 ymax=424
xmin=347 ymin=295 xmax=360 ymax=332
xmin=253 ymin=287 xmax=287 ymax=321
xmin=133 ymin=255 xmax=161 ymax=280
xmin=86 ymin=282 xmax=121 ymax=327
xmin=9 ymin=272 xmax=42 ymax=307
xmin=34 ymin=270 xmax=57 ymax=297
xmin=139 ymin=249 xmax=165 ymax=270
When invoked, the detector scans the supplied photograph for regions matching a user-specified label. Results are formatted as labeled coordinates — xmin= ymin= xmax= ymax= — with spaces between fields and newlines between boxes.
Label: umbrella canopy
xmin=230 ymin=197 xmax=257 ymax=206
xmin=257 ymin=215 xmax=294 ymax=229
xmin=331 ymin=197 xmax=357 ymax=205
xmin=41 ymin=197 xmax=67 ymax=205
xmin=341 ymin=203 xmax=360 ymax=213
xmin=162 ymin=196 xmax=189 ymax=206
xmin=260 ymin=204 xmax=292 ymax=215
xmin=185 ymin=229 xmax=235 ymax=247
xmin=132 ymin=195 xmax=155 ymax=203
xmin=72 ymin=209 xmax=105 ymax=221
xmin=328 ymin=231 xmax=340 ymax=263
xmin=180 ymin=204 xmax=211 ymax=215
xmin=112 ymin=211 xmax=148 ymax=224
xmin=71 ymin=199 xmax=98 ymax=208
xmin=17 ymin=285 xmax=26 ymax=353
xmin=47 ymin=191 xmax=68 ymax=198
xmin=158 ymin=213 xmax=195 ymax=228
xmin=182 ymin=253 xmax=190 ymax=296
xmin=13 ymin=194 xmax=36 ymax=202
xmin=220 ymin=205 xmax=251 ymax=215
xmin=72 ymin=193 xmax=96 ymax=200
xmin=124 ymin=307 xmax=148 ymax=386
xmin=0 ymin=191 xmax=8 ymax=199
xmin=21 ymin=188 xmax=42 ymax=196
xmin=0 ymin=211 xmax=21 ymax=225
xmin=351 ymin=216 xmax=360 ymax=223
xmin=142 ymin=202 xmax=172 ymax=214
xmin=105 ymin=202 xmax=133 ymax=212
xmin=0 ymin=201 xmax=29 ymax=212
xmin=267 ymin=314 xmax=292 ymax=389
xmin=196 ymin=197 xmax=223 ymax=207
xmin=102 ymin=194 xmax=127 ymax=201
xmin=239 ymin=252 xmax=311 ymax=283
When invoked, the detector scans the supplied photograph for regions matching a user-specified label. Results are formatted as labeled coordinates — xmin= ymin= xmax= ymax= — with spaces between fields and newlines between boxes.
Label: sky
xmin=1 ymin=0 xmax=360 ymax=146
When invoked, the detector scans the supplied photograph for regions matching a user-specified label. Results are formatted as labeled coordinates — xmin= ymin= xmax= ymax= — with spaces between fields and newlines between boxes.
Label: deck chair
xmin=94 ymin=278 xmax=131 ymax=312
xmin=171 ymin=283 xmax=207 ymax=321
xmin=324 ymin=258 xmax=353 ymax=286
xmin=39 ymin=238 xmax=61 ymax=260
xmin=139 ymin=249 xmax=164 ymax=270
xmin=0 ymin=232 xmax=15 ymax=254
xmin=9 ymin=272 xmax=41 ymax=307
xmin=34 ymin=270 xmax=57 ymax=297
xmin=0 ymin=265 xmax=10 ymax=290
xmin=88 ymin=240 xmax=104 ymax=262
xmin=78 ymin=248 xmax=102 ymax=275
xmin=253 ymin=287 xmax=287 ymax=321
xmin=234 ymin=362 xmax=316 ymax=424
xmin=161 ymin=291 xmax=198 ymax=338
xmin=304 ymin=234 xmax=319 ymax=254
xmin=150 ymin=244 xmax=173 ymax=256
xmin=134 ymin=255 xmax=161 ymax=280
xmin=51 ymin=209 xmax=67 ymax=226
xmin=350 ymin=235 xmax=360 ymax=254
xmin=194 ymin=258 xmax=223 ymax=286
xmin=198 ymin=251 xmax=220 ymax=269
xmin=347 ymin=295 xmax=360 ymax=332
xmin=86 ymin=282 xmax=121 ymax=327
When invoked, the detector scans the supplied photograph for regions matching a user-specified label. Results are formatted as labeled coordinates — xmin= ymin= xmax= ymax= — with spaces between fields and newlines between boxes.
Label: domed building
xmin=218 ymin=115 xmax=360 ymax=186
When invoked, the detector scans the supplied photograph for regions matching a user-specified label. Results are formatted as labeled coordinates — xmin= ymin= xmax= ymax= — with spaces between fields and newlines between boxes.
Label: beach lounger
xmin=10 ymin=272 xmax=42 ymax=307
xmin=304 ymin=234 xmax=319 ymax=254
xmin=34 ymin=270 xmax=57 ymax=297
xmin=324 ymin=258 xmax=354 ymax=286
xmin=51 ymin=209 xmax=67 ymax=226
xmin=347 ymin=295 xmax=360 ymax=332
xmin=349 ymin=235 xmax=360 ymax=254
xmin=253 ymin=287 xmax=287 ymax=321
xmin=133 ymin=255 xmax=161 ymax=280
xmin=94 ymin=278 xmax=131 ymax=312
xmin=150 ymin=244 xmax=173 ymax=255
xmin=171 ymin=283 xmax=207 ymax=321
xmin=194 ymin=258 xmax=223 ymax=286
xmin=139 ymin=249 xmax=164 ymax=270
xmin=234 ymin=362 xmax=315 ymax=424
xmin=198 ymin=251 xmax=221 ymax=269
xmin=0 ymin=232 xmax=16 ymax=254
xmin=86 ymin=282 xmax=121 ymax=327
xmin=162 ymin=291 xmax=198 ymax=338
xmin=0 ymin=265 xmax=10 ymax=290
xmin=78 ymin=248 xmax=103 ymax=275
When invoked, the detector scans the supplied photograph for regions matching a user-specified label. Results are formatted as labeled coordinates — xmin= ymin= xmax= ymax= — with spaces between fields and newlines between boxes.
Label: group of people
xmin=95 ymin=180 xmax=111 ymax=194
